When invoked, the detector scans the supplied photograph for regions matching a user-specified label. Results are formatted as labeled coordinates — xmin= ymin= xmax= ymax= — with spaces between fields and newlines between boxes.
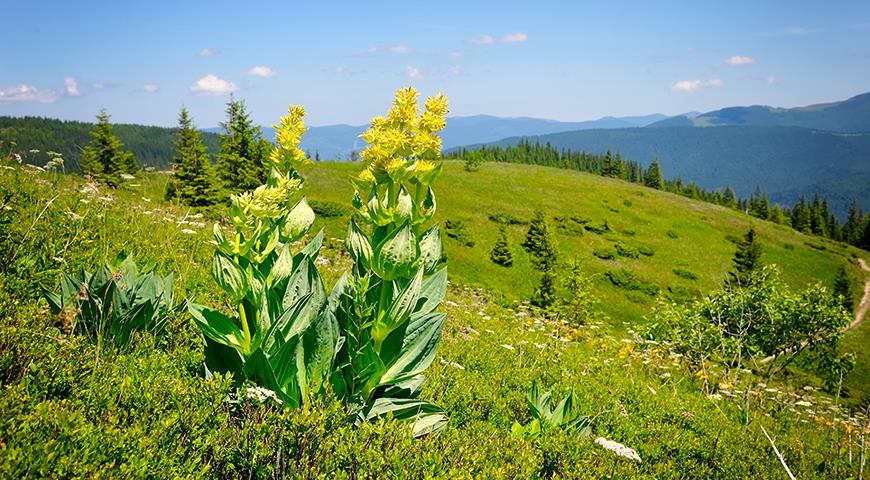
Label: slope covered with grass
xmin=1 ymin=163 xmax=869 ymax=478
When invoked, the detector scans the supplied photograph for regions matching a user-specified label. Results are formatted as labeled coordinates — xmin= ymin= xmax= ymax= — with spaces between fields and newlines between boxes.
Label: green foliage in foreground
xmin=42 ymin=252 xmax=174 ymax=348
xmin=1 ymin=162 xmax=870 ymax=478
xmin=511 ymin=381 xmax=592 ymax=437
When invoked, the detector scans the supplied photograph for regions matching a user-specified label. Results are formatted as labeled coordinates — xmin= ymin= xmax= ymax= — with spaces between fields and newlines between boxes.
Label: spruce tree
xmin=748 ymin=186 xmax=770 ymax=220
xmin=832 ymin=265 xmax=854 ymax=313
xmin=522 ymin=210 xmax=558 ymax=271
xmin=791 ymin=197 xmax=812 ymax=233
xmin=644 ymin=158 xmax=663 ymax=189
xmin=723 ymin=186 xmax=737 ymax=208
xmin=842 ymin=200 xmax=863 ymax=244
xmin=554 ymin=259 xmax=596 ymax=324
xmin=217 ymin=98 xmax=270 ymax=193
xmin=729 ymin=227 xmax=763 ymax=285
xmin=600 ymin=150 xmax=626 ymax=178
xmin=80 ymin=109 xmax=137 ymax=186
xmin=166 ymin=107 xmax=222 ymax=207
xmin=490 ymin=227 xmax=514 ymax=267
xmin=860 ymin=215 xmax=870 ymax=250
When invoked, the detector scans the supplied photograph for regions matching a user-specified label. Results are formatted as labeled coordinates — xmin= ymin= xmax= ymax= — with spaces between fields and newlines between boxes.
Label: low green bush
xmin=604 ymin=268 xmax=659 ymax=296
xmin=309 ymin=199 xmax=349 ymax=217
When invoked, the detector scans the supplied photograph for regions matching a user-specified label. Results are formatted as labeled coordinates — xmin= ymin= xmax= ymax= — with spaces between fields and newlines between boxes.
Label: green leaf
xmin=188 ymin=302 xmax=246 ymax=351
xmin=282 ymin=197 xmax=315 ymax=243
xmin=212 ymin=251 xmax=248 ymax=302
xmin=300 ymin=228 xmax=325 ymax=259
xmin=372 ymin=268 xmax=424 ymax=344
xmin=378 ymin=311 xmax=445 ymax=386
xmin=374 ymin=223 xmax=419 ymax=281
xmin=417 ymin=225 xmax=442 ymax=274
xmin=360 ymin=397 xmax=448 ymax=437
xmin=345 ymin=218 xmax=373 ymax=269
xmin=417 ymin=267 xmax=447 ymax=315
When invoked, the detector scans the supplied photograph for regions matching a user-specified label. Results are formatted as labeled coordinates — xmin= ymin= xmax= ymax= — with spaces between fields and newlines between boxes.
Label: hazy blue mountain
xmin=205 ymin=113 xmax=669 ymax=160
xmin=662 ymin=92 xmax=870 ymax=132
xmin=470 ymin=125 xmax=870 ymax=218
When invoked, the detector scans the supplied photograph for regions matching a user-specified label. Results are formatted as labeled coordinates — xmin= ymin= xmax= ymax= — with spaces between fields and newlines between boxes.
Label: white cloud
xmin=389 ymin=45 xmax=411 ymax=54
xmin=471 ymin=35 xmax=494 ymax=45
xmin=143 ymin=84 xmax=159 ymax=93
xmin=247 ymin=65 xmax=276 ymax=77
xmin=190 ymin=74 xmax=237 ymax=95
xmin=64 ymin=77 xmax=80 ymax=96
xmin=443 ymin=64 xmax=462 ymax=80
xmin=198 ymin=47 xmax=215 ymax=57
xmin=406 ymin=65 xmax=423 ymax=80
xmin=671 ymin=78 xmax=723 ymax=92
xmin=0 ymin=84 xmax=58 ymax=103
xmin=767 ymin=75 xmax=777 ymax=85
xmin=726 ymin=55 xmax=755 ymax=66
xmin=671 ymin=80 xmax=703 ymax=92
xmin=501 ymin=32 xmax=528 ymax=43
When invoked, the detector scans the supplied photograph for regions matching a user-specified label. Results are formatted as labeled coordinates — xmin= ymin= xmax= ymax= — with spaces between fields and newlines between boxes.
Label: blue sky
xmin=1 ymin=1 xmax=869 ymax=127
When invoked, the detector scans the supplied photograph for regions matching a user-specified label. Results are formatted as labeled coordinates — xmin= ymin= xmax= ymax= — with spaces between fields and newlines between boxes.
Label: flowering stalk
xmin=189 ymin=106 xmax=338 ymax=408
xmin=330 ymin=87 xmax=450 ymax=436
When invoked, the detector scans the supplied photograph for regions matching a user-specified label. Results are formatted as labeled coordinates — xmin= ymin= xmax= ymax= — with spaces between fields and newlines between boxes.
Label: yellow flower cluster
xmin=358 ymin=87 xmax=448 ymax=187
xmin=268 ymin=105 xmax=311 ymax=174
xmin=229 ymin=105 xmax=310 ymax=228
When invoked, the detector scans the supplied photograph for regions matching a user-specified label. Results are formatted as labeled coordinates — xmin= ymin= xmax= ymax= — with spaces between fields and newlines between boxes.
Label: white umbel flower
xmin=595 ymin=437 xmax=642 ymax=462
xmin=245 ymin=386 xmax=283 ymax=404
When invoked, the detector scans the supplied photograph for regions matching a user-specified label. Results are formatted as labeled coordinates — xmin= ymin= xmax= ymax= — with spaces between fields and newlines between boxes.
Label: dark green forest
xmin=0 ymin=116 xmax=221 ymax=171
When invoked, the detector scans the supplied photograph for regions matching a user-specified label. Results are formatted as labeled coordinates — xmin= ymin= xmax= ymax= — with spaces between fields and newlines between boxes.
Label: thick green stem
xmin=239 ymin=303 xmax=251 ymax=353
xmin=373 ymin=278 xmax=391 ymax=354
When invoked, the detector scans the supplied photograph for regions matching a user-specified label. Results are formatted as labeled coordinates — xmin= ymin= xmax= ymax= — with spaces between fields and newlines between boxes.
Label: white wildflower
xmin=181 ymin=229 xmax=197 ymax=235
xmin=501 ymin=344 xmax=515 ymax=351
xmin=245 ymin=386 xmax=283 ymax=405
xmin=445 ymin=301 xmax=459 ymax=307
xmin=64 ymin=211 xmax=83 ymax=221
xmin=28 ymin=149 xmax=40 ymax=154
xmin=120 ymin=173 xmax=136 ymax=180
xmin=141 ymin=197 xmax=151 ymax=202
xmin=708 ymin=393 xmax=723 ymax=401
xmin=647 ymin=385 xmax=657 ymax=395
xmin=534 ymin=343 xmax=547 ymax=349
xmin=485 ymin=329 xmax=495 ymax=334
xmin=595 ymin=437 xmax=642 ymax=462
xmin=97 ymin=196 xmax=113 ymax=202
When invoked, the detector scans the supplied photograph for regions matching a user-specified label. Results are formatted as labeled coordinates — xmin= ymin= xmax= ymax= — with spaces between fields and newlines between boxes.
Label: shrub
xmin=592 ymin=246 xmax=617 ymax=260
xmin=511 ymin=381 xmax=591 ymax=437
xmin=614 ymin=242 xmax=639 ymax=259
xmin=604 ymin=269 xmax=658 ymax=296
xmin=665 ymin=230 xmax=679 ymax=239
xmin=584 ymin=221 xmax=609 ymax=235
xmin=553 ymin=260 xmax=597 ymax=325
xmin=445 ymin=219 xmax=475 ymax=247
xmin=488 ymin=212 xmax=528 ymax=225
xmin=309 ymin=199 xmax=348 ymax=217
xmin=672 ymin=268 xmax=697 ymax=280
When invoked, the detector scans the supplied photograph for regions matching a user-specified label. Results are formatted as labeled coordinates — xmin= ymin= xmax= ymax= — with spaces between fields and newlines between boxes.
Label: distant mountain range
xmin=459 ymin=92 xmax=870 ymax=218
xmin=206 ymin=113 xmax=670 ymax=160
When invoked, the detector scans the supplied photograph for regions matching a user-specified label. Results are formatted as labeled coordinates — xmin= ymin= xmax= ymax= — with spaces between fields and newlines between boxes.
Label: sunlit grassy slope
xmin=302 ymin=160 xmax=865 ymax=317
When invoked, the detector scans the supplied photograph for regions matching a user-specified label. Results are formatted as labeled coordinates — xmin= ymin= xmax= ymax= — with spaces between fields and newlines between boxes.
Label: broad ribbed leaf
xmin=212 ymin=251 xmax=248 ymax=301
xmin=203 ymin=336 xmax=245 ymax=381
xmin=345 ymin=219 xmax=373 ymax=269
xmin=372 ymin=268 xmax=424 ymax=344
xmin=417 ymin=267 xmax=447 ymax=315
xmin=378 ymin=311 xmax=445 ymax=386
xmin=360 ymin=397 xmax=448 ymax=437
xmin=282 ymin=198 xmax=316 ymax=243
xmin=374 ymin=223 xmax=418 ymax=281
xmin=188 ymin=303 xmax=246 ymax=350
xmin=417 ymin=225 xmax=442 ymax=274
xmin=269 ymin=244 xmax=294 ymax=288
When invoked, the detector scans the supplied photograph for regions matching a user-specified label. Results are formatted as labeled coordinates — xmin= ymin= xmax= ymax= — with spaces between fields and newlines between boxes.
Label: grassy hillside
xmin=476 ymin=126 xmax=870 ymax=218
xmin=2 ymin=162 xmax=869 ymax=477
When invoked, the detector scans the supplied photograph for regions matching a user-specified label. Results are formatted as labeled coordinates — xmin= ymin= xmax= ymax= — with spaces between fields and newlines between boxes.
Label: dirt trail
xmin=846 ymin=258 xmax=870 ymax=331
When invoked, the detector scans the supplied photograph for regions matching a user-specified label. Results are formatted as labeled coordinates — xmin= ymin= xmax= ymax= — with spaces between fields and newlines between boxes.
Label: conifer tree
xmin=490 ymin=227 xmax=514 ymax=267
xmin=791 ymin=197 xmax=812 ymax=233
xmin=860 ymin=216 xmax=870 ymax=250
xmin=748 ymin=186 xmax=770 ymax=219
xmin=554 ymin=259 xmax=596 ymax=324
xmin=600 ymin=149 xmax=626 ymax=178
xmin=80 ymin=109 xmax=137 ymax=186
xmin=843 ymin=200 xmax=863 ymax=244
xmin=723 ymin=186 xmax=738 ymax=208
xmin=644 ymin=158 xmax=663 ymax=189
xmin=522 ymin=210 xmax=558 ymax=270
xmin=729 ymin=227 xmax=763 ymax=285
xmin=523 ymin=211 xmax=559 ymax=307
xmin=832 ymin=265 xmax=854 ymax=314
xmin=217 ymin=98 xmax=270 ymax=193
xmin=165 ymin=107 xmax=222 ymax=206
